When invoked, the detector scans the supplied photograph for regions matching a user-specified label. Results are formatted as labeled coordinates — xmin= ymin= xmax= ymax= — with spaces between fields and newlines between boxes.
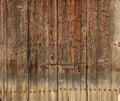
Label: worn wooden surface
xmin=0 ymin=0 xmax=119 ymax=101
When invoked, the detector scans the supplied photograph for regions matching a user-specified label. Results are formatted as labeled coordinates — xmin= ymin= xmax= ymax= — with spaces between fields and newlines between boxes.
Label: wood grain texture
xmin=57 ymin=0 xmax=87 ymax=101
xmin=97 ymin=0 xmax=112 ymax=101
xmin=0 ymin=0 xmax=28 ymax=101
xmin=112 ymin=0 xmax=120 ymax=101
xmin=0 ymin=0 xmax=119 ymax=101
xmin=28 ymin=0 xmax=57 ymax=101
xmin=0 ymin=0 xmax=4 ymax=100
xmin=87 ymin=0 xmax=98 ymax=101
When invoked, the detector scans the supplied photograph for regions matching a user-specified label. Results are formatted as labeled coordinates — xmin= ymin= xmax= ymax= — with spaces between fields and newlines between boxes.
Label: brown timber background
xmin=0 ymin=0 xmax=120 ymax=101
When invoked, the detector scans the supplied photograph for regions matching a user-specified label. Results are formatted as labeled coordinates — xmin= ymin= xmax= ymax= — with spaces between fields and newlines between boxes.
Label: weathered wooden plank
xmin=58 ymin=0 xmax=72 ymax=100
xmin=69 ymin=1 xmax=81 ymax=100
xmin=97 ymin=0 xmax=112 ymax=101
xmin=16 ymin=0 xmax=28 ymax=101
xmin=3 ymin=0 xmax=17 ymax=101
xmin=28 ymin=0 xmax=39 ymax=101
xmin=0 ymin=0 xmax=4 ymax=100
xmin=28 ymin=0 xmax=57 ymax=101
xmin=2 ymin=0 xmax=29 ymax=98
xmin=0 ymin=1 xmax=28 ymax=100
xmin=58 ymin=0 xmax=87 ymax=101
xmin=112 ymin=0 xmax=120 ymax=101
xmin=110 ymin=0 xmax=117 ymax=100
xmin=37 ymin=1 xmax=48 ymax=101
xmin=87 ymin=0 xmax=98 ymax=101
xmin=80 ymin=0 xmax=87 ymax=101
xmin=3 ymin=0 xmax=29 ymax=100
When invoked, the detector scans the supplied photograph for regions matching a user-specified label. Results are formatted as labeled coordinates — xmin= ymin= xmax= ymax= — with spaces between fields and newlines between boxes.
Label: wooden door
xmin=0 ymin=0 xmax=119 ymax=101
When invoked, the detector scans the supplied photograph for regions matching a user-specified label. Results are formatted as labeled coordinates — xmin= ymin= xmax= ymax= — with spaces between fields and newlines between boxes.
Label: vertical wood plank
xmin=28 ymin=0 xmax=39 ymax=101
xmin=0 ymin=0 xmax=4 ymax=100
xmin=2 ymin=0 xmax=29 ymax=100
xmin=28 ymin=0 xmax=57 ymax=101
xmin=4 ymin=0 xmax=17 ymax=100
xmin=80 ymin=0 xmax=87 ymax=101
xmin=109 ymin=0 xmax=116 ymax=99
xmin=16 ymin=0 xmax=28 ymax=101
xmin=112 ymin=0 xmax=120 ymax=101
xmin=58 ymin=0 xmax=87 ymax=101
xmin=37 ymin=1 xmax=48 ymax=100
xmin=58 ymin=0 xmax=72 ymax=100
xmin=87 ymin=0 xmax=98 ymax=101
xmin=97 ymin=0 xmax=112 ymax=101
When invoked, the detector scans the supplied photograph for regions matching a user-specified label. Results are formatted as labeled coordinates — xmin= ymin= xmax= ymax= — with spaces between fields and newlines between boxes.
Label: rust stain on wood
xmin=0 ymin=0 xmax=119 ymax=101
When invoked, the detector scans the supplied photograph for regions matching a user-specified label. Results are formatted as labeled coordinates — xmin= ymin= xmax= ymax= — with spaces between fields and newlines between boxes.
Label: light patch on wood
xmin=113 ymin=0 xmax=120 ymax=66
xmin=118 ymin=94 xmax=120 ymax=101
